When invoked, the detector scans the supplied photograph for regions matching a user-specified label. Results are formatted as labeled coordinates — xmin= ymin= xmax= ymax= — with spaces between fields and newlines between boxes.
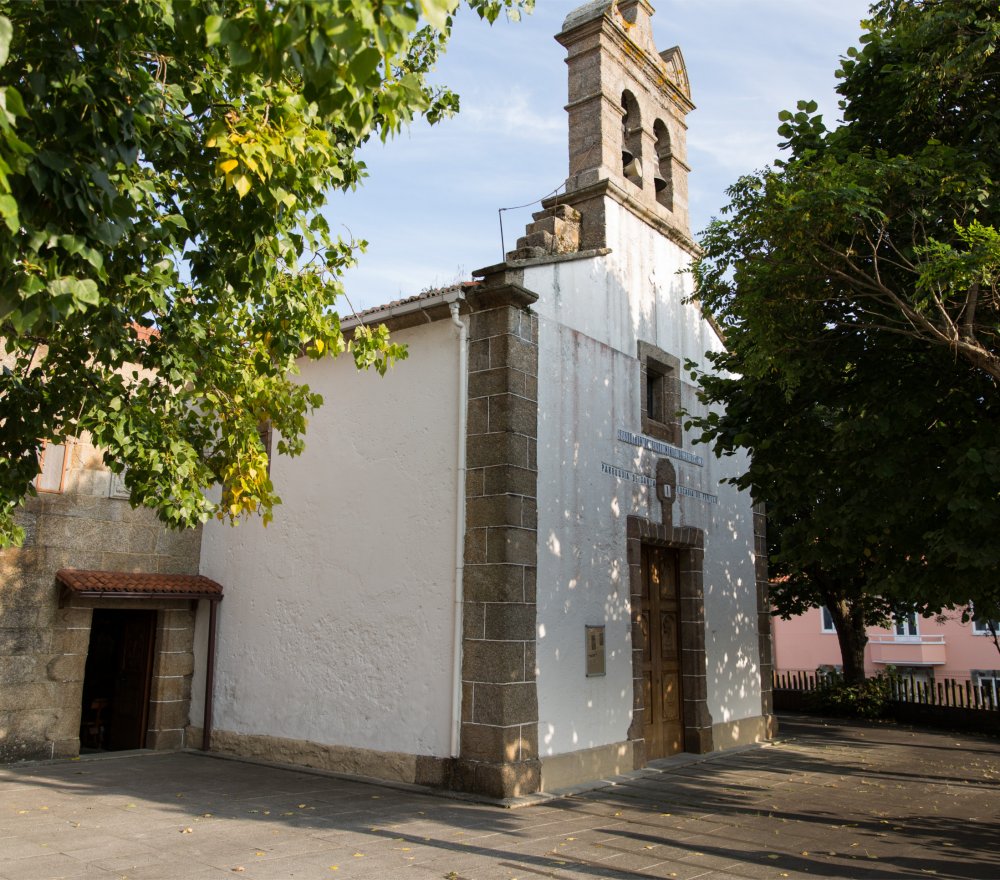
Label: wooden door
xmin=106 ymin=611 xmax=156 ymax=751
xmin=639 ymin=545 xmax=684 ymax=758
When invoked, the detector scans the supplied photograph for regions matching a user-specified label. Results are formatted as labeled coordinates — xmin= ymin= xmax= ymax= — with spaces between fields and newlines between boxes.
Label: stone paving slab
xmin=0 ymin=716 xmax=997 ymax=880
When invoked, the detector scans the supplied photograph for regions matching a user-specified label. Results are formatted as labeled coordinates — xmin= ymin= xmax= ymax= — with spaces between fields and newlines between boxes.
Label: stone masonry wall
xmin=455 ymin=277 xmax=541 ymax=799
xmin=0 ymin=435 xmax=201 ymax=762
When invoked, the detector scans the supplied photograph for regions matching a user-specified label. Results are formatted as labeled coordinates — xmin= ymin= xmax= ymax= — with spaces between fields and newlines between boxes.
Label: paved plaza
xmin=1 ymin=717 xmax=997 ymax=880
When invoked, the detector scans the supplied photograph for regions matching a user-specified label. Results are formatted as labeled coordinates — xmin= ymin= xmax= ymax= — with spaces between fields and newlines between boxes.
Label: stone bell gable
xmin=555 ymin=0 xmax=695 ymax=252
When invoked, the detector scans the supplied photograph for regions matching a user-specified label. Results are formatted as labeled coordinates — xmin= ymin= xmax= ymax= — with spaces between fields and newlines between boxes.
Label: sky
xmin=327 ymin=0 xmax=875 ymax=313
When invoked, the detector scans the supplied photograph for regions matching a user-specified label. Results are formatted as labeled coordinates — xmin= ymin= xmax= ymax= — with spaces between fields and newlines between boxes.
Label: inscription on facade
xmin=676 ymin=485 xmax=719 ymax=505
xmin=601 ymin=461 xmax=665 ymax=491
xmin=617 ymin=429 xmax=704 ymax=467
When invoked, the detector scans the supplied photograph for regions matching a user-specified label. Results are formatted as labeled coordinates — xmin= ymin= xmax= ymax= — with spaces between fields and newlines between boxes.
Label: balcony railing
xmin=868 ymin=634 xmax=946 ymax=666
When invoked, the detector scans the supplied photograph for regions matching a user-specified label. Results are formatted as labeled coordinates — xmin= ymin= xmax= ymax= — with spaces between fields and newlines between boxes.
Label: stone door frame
xmin=58 ymin=596 xmax=198 ymax=753
xmin=626 ymin=515 xmax=713 ymax=764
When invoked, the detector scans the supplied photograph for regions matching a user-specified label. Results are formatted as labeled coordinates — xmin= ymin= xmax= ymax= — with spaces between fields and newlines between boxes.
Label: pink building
xmin=772 ymin=607 xmax=1000 ymax=700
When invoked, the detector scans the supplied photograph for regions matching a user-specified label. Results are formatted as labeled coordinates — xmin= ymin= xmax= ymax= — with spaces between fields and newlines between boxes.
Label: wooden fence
xmin=773 ymin=669 xmax=998 ymax=711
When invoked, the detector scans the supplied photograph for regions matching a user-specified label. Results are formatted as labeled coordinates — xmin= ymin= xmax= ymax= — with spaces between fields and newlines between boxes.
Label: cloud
xmin=458 ymin=92 xmax=566 ymax=146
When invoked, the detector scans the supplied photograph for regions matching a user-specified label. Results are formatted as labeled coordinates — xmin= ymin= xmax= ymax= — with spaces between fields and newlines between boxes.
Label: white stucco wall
xmin=531 ymin=202 xmax=761 ymax=757
xmin=194 ymin=318 xmax=463 ymax=758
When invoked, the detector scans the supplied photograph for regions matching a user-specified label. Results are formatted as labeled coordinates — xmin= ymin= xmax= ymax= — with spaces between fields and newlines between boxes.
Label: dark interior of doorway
xmin=79 ymin=609 xmax=156 ymax=752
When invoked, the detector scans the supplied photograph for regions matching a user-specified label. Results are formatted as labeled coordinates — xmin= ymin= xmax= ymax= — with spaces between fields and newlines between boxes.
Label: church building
xmin=1 ymin=0 xmax=773 ymax=799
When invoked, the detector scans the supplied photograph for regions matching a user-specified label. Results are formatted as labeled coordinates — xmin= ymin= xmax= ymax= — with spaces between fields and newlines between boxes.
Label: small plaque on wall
xmin=108 ymin=471 xmax=130 ymax=500
xmin=585 ymin=625 xmax=606 ymax=677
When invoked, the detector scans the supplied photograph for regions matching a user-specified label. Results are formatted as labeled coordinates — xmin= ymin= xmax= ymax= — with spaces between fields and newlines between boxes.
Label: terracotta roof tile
xmin=57 ymin=569 xmax=223 ymax=598
xmin=348 ymin=281 xmax=478 ymax=323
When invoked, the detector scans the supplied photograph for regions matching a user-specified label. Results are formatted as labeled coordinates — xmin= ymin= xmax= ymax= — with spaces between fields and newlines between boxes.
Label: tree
xmin=689 ymin=0 xmax=1000 ymax=677
xmin=693 ymin=321 xmax=1000 ymax=681
xmin=0 ymin=0 xmax=528 ymax=547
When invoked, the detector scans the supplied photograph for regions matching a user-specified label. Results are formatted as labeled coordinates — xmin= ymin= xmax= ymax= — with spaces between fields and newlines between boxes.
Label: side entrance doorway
xmin=639 ymin=545 xmax=684 ymax=758
xmin=79 ymin=609 xmax=157 ymax=751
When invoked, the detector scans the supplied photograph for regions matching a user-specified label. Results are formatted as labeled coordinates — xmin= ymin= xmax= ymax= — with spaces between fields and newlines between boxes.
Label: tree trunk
xmin=826 ymin=599 xmax=868 ymax=686
xmin=986 ymin=620 xmax=1000 ymax=659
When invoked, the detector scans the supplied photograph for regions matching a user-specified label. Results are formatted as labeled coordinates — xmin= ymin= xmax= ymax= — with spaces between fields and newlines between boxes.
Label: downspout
xmin=202 ymin=597 xmax=219 ymax=751
xmin=449 ymin=299 xmax=468 ymax=758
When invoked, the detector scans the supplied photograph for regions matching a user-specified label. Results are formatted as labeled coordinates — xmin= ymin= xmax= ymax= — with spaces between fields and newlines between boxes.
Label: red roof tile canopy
xmin=57 ymin=569 xmax=223 ymax=600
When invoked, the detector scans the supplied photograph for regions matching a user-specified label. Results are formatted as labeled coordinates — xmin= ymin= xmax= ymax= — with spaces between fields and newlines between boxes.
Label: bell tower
xmin=553 ymin=0 xmax=694 ymax=251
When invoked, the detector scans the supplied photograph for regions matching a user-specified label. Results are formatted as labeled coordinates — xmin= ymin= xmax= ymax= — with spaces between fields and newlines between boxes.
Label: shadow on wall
xmin=535 ymin=252 xmax=763 ymax=754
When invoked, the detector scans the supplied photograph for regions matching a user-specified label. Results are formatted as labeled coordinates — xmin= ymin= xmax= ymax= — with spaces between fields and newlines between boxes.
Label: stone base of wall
xmin=451 ymin=757 xmax=541 ymax=801
xmin=711 ymin=714 xmax=778 ymax=749
xmin=191 ymin=728 xmax=452 ymax=788
xmin=538 ymin=718 xmax=776 ymax=793
xmin=539 ymin=741 xmax=636 ymax=792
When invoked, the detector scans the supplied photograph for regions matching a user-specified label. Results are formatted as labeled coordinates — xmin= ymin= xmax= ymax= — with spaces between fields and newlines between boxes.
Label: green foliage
xmin=0 ymin=0 xmax=529 ymax=546
xmin=689 ymin=0 xmax=1000 ymax=669
xmin=805 ymin=670 xmax=897 ymax=720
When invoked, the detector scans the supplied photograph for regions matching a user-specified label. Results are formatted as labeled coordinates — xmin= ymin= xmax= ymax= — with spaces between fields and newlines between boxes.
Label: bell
xmin=623 ymin=154 xmax=643 ymax=184
xmin=653 ymin=174 xmax=668 ymax=193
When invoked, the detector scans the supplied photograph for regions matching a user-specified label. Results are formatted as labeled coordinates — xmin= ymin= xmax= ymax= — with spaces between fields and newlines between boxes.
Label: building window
xmin=972 ymin=670 xmax=1000 ymax=704
xmin=816 ymin=664 xmax=842 ymax=682
xmin=894 ymin=611 xmax=919 ymax=640
xmin=638 ymin=341 xmax=681 ymax=447
xmin=972 ymin=618 xmax=999 ymax=636
xmin=896 ymin=665 xmax=934 ymax=687
xmin=35 ymin=440 xmax=69 ymax=494
xmin=820 ymin=606 xmax=836 ymax=633
xmin=646 ymin=364 xmax=667 ymax=423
